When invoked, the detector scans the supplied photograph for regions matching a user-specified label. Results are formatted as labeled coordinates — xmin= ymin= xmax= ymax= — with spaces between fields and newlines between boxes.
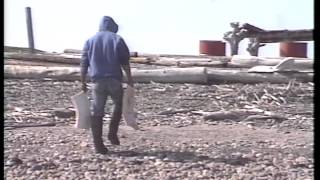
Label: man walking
xmin=80 ymin=16 xmax=134 ymax=154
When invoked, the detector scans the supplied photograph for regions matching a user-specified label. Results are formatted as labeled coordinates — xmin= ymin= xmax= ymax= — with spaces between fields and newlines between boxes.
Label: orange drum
xmin=280 ymin=42 xmax=307 ymax=58
xmin=199 ymin=40 xmax=226 ymax=56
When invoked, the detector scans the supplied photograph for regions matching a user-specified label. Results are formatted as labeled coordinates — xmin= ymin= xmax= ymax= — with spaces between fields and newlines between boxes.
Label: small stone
xmin=247 ymin=124 xmax=255 ymax=129
xmin=215 ymin=141 xmax=222 ymax=145
xmin=242 ymin=153 xmax=253 ymax=159
xmin=295 ymin=156 xmax=308 ymax=165
xmin=14 ymin=107 xmax=24 ymax=112
xmin=39 ymin=112 xmax=52 ymax=117
xmin=268 ymin=144 xmax=277 ymax=148
xmin=265 ymin=165 xmax=276 ymax=172
xmin=80 ymin=142 xmax=89 ymax=147
xmin=236 ymin=167 xmax=244 ymax=174
xmin=252 ymin=165 xmax=265 ymax=171
xmin=58 ymin=155 xmax=67 ymax=160
xmin=287 ymin=154 xmax=295 ymax=160
xmin=255 ymin=153 xmax=263 ymax=158
xmin=53 ymin=108 xmax=75 ymax=118
xmin=5 ymin=157 xmax=23 ymax=166
xmin=58 ymin=139 xmax=67 ymax=143
xmin=119 ymin=134 xmax=127 ymax=138
xmin=31 ymin=164 xmax=43 ymax=171
xmin=84 ymin=171 xmax=91 ymax=178
xmin=147 ymin=156 xmax=157 ymax=160
xmin=88 ymin=164 xmax=99 ymax=171
xmin=231 ymin=143 xmax=238 ymax=148
xmin=154 ymin=159 xmax=163 ymax=166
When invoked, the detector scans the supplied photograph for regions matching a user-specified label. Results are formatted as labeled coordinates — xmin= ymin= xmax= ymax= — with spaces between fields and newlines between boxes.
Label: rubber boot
xmin=108 ymin=106 xmax=122 ymax=145
xmin=91 ymin=116 xmax=108 ymax=154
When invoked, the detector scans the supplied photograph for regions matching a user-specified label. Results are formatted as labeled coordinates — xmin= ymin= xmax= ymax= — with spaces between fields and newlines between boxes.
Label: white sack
xmin=122 ymin=86 xmax=139 ymax=130
xmin=71 ymin=92 xmax=91 ymax=130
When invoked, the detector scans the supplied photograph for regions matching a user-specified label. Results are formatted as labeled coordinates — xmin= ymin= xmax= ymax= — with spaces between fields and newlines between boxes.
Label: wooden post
xmin=25 ymin=7 xmax=35 ymax=53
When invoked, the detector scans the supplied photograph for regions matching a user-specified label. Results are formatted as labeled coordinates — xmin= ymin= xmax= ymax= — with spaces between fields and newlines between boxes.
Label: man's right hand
xmin=80 ymin=74 xmax=88 ymax=92
xmin=121 ymin=64 xmax=134 ymax=87
xmin=82 ymin=83 xmax=87 ymax=92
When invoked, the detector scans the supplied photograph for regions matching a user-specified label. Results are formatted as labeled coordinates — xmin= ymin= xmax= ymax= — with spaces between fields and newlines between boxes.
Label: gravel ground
xmin=4 ymin=77 xmax=314 ymax=179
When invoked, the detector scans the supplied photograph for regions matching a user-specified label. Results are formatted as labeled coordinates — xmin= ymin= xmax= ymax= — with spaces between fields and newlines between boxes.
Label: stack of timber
xmin=4 ymin=46 xmax=313 ymax=84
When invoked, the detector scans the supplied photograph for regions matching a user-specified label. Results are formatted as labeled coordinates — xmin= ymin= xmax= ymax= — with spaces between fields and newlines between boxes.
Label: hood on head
xmin=99 ymin=16 xmax=118 ymax=33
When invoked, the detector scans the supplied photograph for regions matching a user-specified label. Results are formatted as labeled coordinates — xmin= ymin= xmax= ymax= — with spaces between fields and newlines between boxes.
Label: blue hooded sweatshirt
xmin=81 ymin=16 xmax=130 ymax=82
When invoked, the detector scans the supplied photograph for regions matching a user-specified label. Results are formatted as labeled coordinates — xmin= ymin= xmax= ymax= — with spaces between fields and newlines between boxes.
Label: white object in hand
xmin=122 ymin=86 xmax=139 ymax=130
xmin=71 ymin=92 xmax=91 ymax=130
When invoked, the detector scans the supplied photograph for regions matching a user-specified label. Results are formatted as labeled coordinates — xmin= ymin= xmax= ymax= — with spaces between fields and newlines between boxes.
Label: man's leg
xmin=91 ymin=81 xmax=108 ymax=154
xmin=106 ymin=79 xmax=123 ymax=145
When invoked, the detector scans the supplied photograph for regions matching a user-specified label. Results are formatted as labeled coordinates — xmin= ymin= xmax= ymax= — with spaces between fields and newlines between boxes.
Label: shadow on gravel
xmin=107 ymin=150 xmax=253 ymax=166
xmin=210 ymin=156 xmax=253 ymax=166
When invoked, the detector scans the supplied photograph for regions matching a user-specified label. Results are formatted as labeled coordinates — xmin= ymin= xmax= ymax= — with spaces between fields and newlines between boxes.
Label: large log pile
xmin=4 ymin=46 xmax=314 ymax=84
xmin=4 ymin=52 xmax=313 ymax=69
xmin=4 ymin=64 xmax=313 ymax=84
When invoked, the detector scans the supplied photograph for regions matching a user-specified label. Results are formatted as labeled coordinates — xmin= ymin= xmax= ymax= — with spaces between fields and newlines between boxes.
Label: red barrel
xmin=280 ymin=42 xmax=307 ymax=58
xmin=199 ymin=40 xmax=226 ymax=56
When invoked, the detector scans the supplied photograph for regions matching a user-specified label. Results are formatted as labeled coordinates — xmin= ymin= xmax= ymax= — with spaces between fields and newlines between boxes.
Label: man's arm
xmin=122 ymin=64 xmax=133 ymax=87
xmin=80 ymin=41 xmax=90 ymax=92
xmin=118 ymin=38 xmax=134 ymax=87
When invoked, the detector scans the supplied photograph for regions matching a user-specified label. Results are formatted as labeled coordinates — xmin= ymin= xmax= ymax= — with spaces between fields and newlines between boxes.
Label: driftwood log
xmin=4 ymin=52 xmax=313 ymax=70
xmin=203 ymin=110 xmax=286 ymax=122
xmin=4 ymin=54 xmax=158 ymax=66
xmin=4 ymin=122 xmax=56 ymax=130
xmin=207 ymin=69 xmax=312 ymax=84
xmin=4 ymin=65 xmax=209 ymax=84
xmin=230 ymin=55 xmax=313 ymax=70
xmin=4 ymin=65 xmax=313 ymax=84
xmin=4 ymin=46 xmax=45 ymax=53
xmin=4 ymin=52 xmax=230 ymax=67
xmin=4 ymin=65 xmax=81 ymax=81
xmin=4 ymin=52 xmax=81 ymax=65
xmin=158 ymin=109 xmax=194 ymax=115
xmin=177 ymin=61 xmax=227 ymax=68
xmin=63 ymin=49 xmax=83 ymax=54
xmin=141 ymin=59 xmax=228 ymax=67
xmin=5 ymin=59 xmax=78 ymax=67
xmin=64 ymin=49 xmax=138 ymax=57
xmin=125 ymin=67 xmax=208 ymax=84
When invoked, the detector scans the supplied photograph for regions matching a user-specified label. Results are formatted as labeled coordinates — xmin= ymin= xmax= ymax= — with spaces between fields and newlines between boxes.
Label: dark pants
xmin=91 ymin=78 xmax=123 ymax=118
xmin=90 ymin=78 xmax=123 ymax=149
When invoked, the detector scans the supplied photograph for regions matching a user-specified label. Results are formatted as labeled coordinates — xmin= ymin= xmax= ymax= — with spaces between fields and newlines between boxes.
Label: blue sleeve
xmin=80 ymin=41 xmax=90 ymax=75
xmin=117 ymin=38 xmax=130 ymax=65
